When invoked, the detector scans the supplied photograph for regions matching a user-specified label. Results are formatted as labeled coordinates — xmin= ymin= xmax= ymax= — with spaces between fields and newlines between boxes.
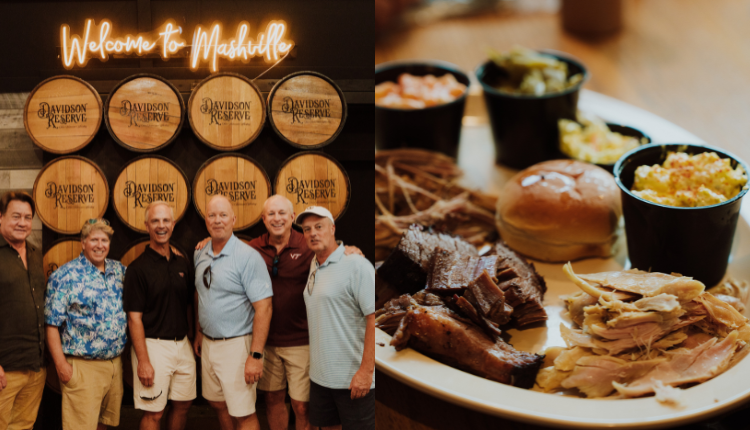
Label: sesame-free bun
xmin=495 ymin=159 xmax=621 ymax=262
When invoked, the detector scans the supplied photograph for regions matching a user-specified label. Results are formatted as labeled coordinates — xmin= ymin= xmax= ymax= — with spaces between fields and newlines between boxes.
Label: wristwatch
xmin=251 ymin=351 xmax=263 ymax=360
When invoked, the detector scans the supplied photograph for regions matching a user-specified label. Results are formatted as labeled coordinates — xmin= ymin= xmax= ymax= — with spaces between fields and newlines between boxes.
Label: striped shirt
xmin=304 ymin=244 xmax=375 ymax=389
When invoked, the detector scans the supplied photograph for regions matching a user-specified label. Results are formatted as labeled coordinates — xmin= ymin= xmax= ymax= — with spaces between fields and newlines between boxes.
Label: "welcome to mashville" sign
xmin=60 ymin=19 xmax=295 ymax=72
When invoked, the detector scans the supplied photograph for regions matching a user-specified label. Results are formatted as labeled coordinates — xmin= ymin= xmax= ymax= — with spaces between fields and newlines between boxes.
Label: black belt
xmin=202 ymin=332 xmax=250 ymax=341
xmin=148 ymin=336 xmax=186 ymax=342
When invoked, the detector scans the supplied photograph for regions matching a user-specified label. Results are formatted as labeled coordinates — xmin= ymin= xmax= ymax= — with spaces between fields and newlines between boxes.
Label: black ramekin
xmin=476 ymin=51 xmax=589 ymax=169
xmin=614 ymin=143 xmax=749 ymax=287
xmin=563 ymin=123 xmax=652 ymax=173
xmin=375 ymin=60 xmax=470 ymax=158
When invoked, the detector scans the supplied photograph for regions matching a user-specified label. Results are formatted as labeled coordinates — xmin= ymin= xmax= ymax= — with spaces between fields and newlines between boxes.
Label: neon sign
xmin=60 ymin=19 xmax=294 ymax=72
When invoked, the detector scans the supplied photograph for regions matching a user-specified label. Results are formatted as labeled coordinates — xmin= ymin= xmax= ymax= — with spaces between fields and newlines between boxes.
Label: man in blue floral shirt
xmin=45 ymin=219 xmax=127 ymax=430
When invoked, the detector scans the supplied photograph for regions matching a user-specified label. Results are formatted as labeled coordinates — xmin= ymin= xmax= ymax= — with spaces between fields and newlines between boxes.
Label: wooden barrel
xmin=274 ymin=151 xmax=350 ymax=220
xmin=267 ymin=71 xmax=347 ymax=149
xmin=104 ymin=74 xmax=184 ymax=152
xmin=43 ymin=238 xmax=82 ymax=282
xmin=193 ymin=154 xmax=271 ymax=231
xmin=188 ymin=73 xmax=265 ymax=151
xmin=33 ymin=156 xmax=109 ymax=234
xmin=112 ymin=155 xmax=190 ymax=233
xmin=23 ymin=75 xmax=102 ymax=154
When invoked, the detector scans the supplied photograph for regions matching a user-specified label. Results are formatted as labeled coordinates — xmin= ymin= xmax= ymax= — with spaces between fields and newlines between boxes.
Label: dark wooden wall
xmin=0 ymin=0 xmax=374 ymax=264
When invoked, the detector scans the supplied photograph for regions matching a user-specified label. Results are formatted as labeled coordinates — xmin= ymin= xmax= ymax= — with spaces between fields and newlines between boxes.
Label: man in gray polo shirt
xmin=193 ymin=195 xmax=273 ymax=430
xmin=296 ymin=206 xmax=375 ymax=430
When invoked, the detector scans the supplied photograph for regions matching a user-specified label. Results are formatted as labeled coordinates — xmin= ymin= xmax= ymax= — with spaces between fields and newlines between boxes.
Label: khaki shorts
xmin=132 ymin=337 xmax=197 ymax=412
xmin=0 ymin=368 xmax=46 ymax=430
xmin=201 ymin=334 xmax=259 ymax=417
xmin=61 ymin=356 xmax=123 ymax=429
xmin=258 ymin=345 xmax=310 ymax=402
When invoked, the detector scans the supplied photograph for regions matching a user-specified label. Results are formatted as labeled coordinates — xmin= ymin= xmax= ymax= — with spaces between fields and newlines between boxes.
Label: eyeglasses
xmin=306 ymin=269 xmax=317 ymax=295
xmin=86 ymin=218 xmax=110 ymax=226
xmin=203 ymin=266 xmax=212 ymax=289
xmin=272 ymin=255 xmax=280 ymax=277
xmin=139 ymin=389 xmax=162 ymax=401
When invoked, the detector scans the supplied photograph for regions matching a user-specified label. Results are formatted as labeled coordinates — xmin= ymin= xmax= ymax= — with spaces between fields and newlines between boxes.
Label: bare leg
xmin=208 ymin=400 xmax=234 ymax=430
xmin=167 ymin=400 xmax=192 ymax=430
xmin=264 ymin=390 xmax=289 ymax=430
xmin=139 ymin=410 xmax=165 ymax=430
xmin=234 ymin=413 xmax=261 ymax=430
xmin=290 ymin=399 xmax=312 ymax=430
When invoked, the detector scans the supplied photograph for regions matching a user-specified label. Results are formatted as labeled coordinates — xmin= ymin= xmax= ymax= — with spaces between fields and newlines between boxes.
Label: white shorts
xmin=258 ymin=345 xmax=310 ymax=402
xmin=132 ymin=337 xmax=197 ymax=412
xmin=201 ymin=334 xmax=259 ymax=417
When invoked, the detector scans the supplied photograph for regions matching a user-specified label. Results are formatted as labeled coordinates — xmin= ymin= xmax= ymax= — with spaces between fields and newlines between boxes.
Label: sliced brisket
xmin=390 ymin=305 xmax=544 ymax=388
xmin=491 ymin=242 xmax=548 ymax=327
xmin=377 ymin=225 xmax=477 ymax=294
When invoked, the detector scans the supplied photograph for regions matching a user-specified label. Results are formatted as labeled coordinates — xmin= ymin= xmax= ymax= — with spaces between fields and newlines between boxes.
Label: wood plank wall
xmin=0 ymin=92 xmax=43 ymax=247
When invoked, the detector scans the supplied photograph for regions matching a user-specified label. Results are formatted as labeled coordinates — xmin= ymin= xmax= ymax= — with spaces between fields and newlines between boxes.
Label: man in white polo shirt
xmin=296 ymin=206 xmax=375 ymax=430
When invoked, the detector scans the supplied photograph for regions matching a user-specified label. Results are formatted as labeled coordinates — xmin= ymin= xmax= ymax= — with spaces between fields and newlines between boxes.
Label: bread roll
xmin=495 ymin=159 xmax=621 ymax=262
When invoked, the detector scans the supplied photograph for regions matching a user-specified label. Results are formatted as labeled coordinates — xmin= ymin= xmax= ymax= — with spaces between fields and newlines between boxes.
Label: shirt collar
xmin=208 ymin=234 xmax=237 ymax=258
xmin=0 ymin=235 xmax=36 ymax=252
xmin=77 ymin=251 xmax=115 ymax=275
xmin=260 ymin=229 xmax=304 ymax=251
xmin=144 ymin=244 xmax=171 ymax=261
xmin=317 ymin=243 xmax=345 ymax=269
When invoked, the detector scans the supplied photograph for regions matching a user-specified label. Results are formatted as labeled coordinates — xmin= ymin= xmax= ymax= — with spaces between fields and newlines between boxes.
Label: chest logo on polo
xmin=285 ymin=177 xmax=337 ymax=204
xmin=123 ymin=181 xmax=176 ymax=208
xmin=290 ymin=253 xmax=301 ymax=260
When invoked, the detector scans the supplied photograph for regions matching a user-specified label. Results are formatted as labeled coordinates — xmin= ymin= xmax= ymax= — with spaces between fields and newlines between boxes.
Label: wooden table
xmin=375 ymin=1 xmax=750 ymax=428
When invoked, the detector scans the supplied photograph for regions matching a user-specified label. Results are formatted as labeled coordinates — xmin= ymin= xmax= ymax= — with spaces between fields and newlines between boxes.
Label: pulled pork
xmin=537 ymin=264 xmax=750 ymax=399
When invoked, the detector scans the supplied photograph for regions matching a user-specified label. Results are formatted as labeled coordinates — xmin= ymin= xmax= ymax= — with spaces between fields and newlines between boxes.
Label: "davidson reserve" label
xmin=45 ymin=182 xmax=95 ymax=208
xmin=123 ymin=181 xmax=176 ymax=207
xmin=119 ymin=101 xmax=171 ymax=127
xmin=205 ymin=179 xmax=257 ymax=204
xmin=46 ymin=263 xmax=59 ymax=278
xmin=285 ymin=177 xmax=336 ymax=204
xmin=281 ymin=98 xmax=331 ymax=124
xmin=200 ymin=98 xmax=254 ymax=126
xmin=38 ymin=103 xmax=88 ymax=129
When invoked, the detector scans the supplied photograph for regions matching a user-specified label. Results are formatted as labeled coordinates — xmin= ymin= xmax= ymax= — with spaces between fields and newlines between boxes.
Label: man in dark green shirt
xmin=0 ymin=191 xmax=46 ymax=429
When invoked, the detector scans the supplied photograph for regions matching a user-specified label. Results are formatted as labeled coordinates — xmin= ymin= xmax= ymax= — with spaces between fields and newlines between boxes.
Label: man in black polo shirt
xmin=124 ymin=201 xmax=196 ymax=430
xmin=0 ymin=191 xmax=46 ymax=430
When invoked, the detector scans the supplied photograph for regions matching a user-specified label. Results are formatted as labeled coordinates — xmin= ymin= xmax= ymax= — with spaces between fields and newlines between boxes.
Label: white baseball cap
xmin=295 ymin=206 xmax=335 ymax=226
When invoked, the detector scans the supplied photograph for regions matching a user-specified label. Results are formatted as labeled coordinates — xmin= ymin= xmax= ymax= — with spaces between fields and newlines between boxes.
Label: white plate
xmin=375 ymin=89 xmax=750 ymax=429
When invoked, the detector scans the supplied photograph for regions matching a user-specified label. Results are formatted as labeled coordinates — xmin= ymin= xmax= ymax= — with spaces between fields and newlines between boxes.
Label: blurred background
xmin=376 ymin=0 xmax=750 ymax=164
xmin=375 ymin=1 xmax=750 ymax=429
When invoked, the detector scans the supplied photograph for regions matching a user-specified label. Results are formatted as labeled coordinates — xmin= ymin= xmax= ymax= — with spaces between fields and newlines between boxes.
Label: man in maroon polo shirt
xmin=197 ymin=195 xmax=360 ymax=430
xmin=250 ymin=195 xmax=314 ymax=430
